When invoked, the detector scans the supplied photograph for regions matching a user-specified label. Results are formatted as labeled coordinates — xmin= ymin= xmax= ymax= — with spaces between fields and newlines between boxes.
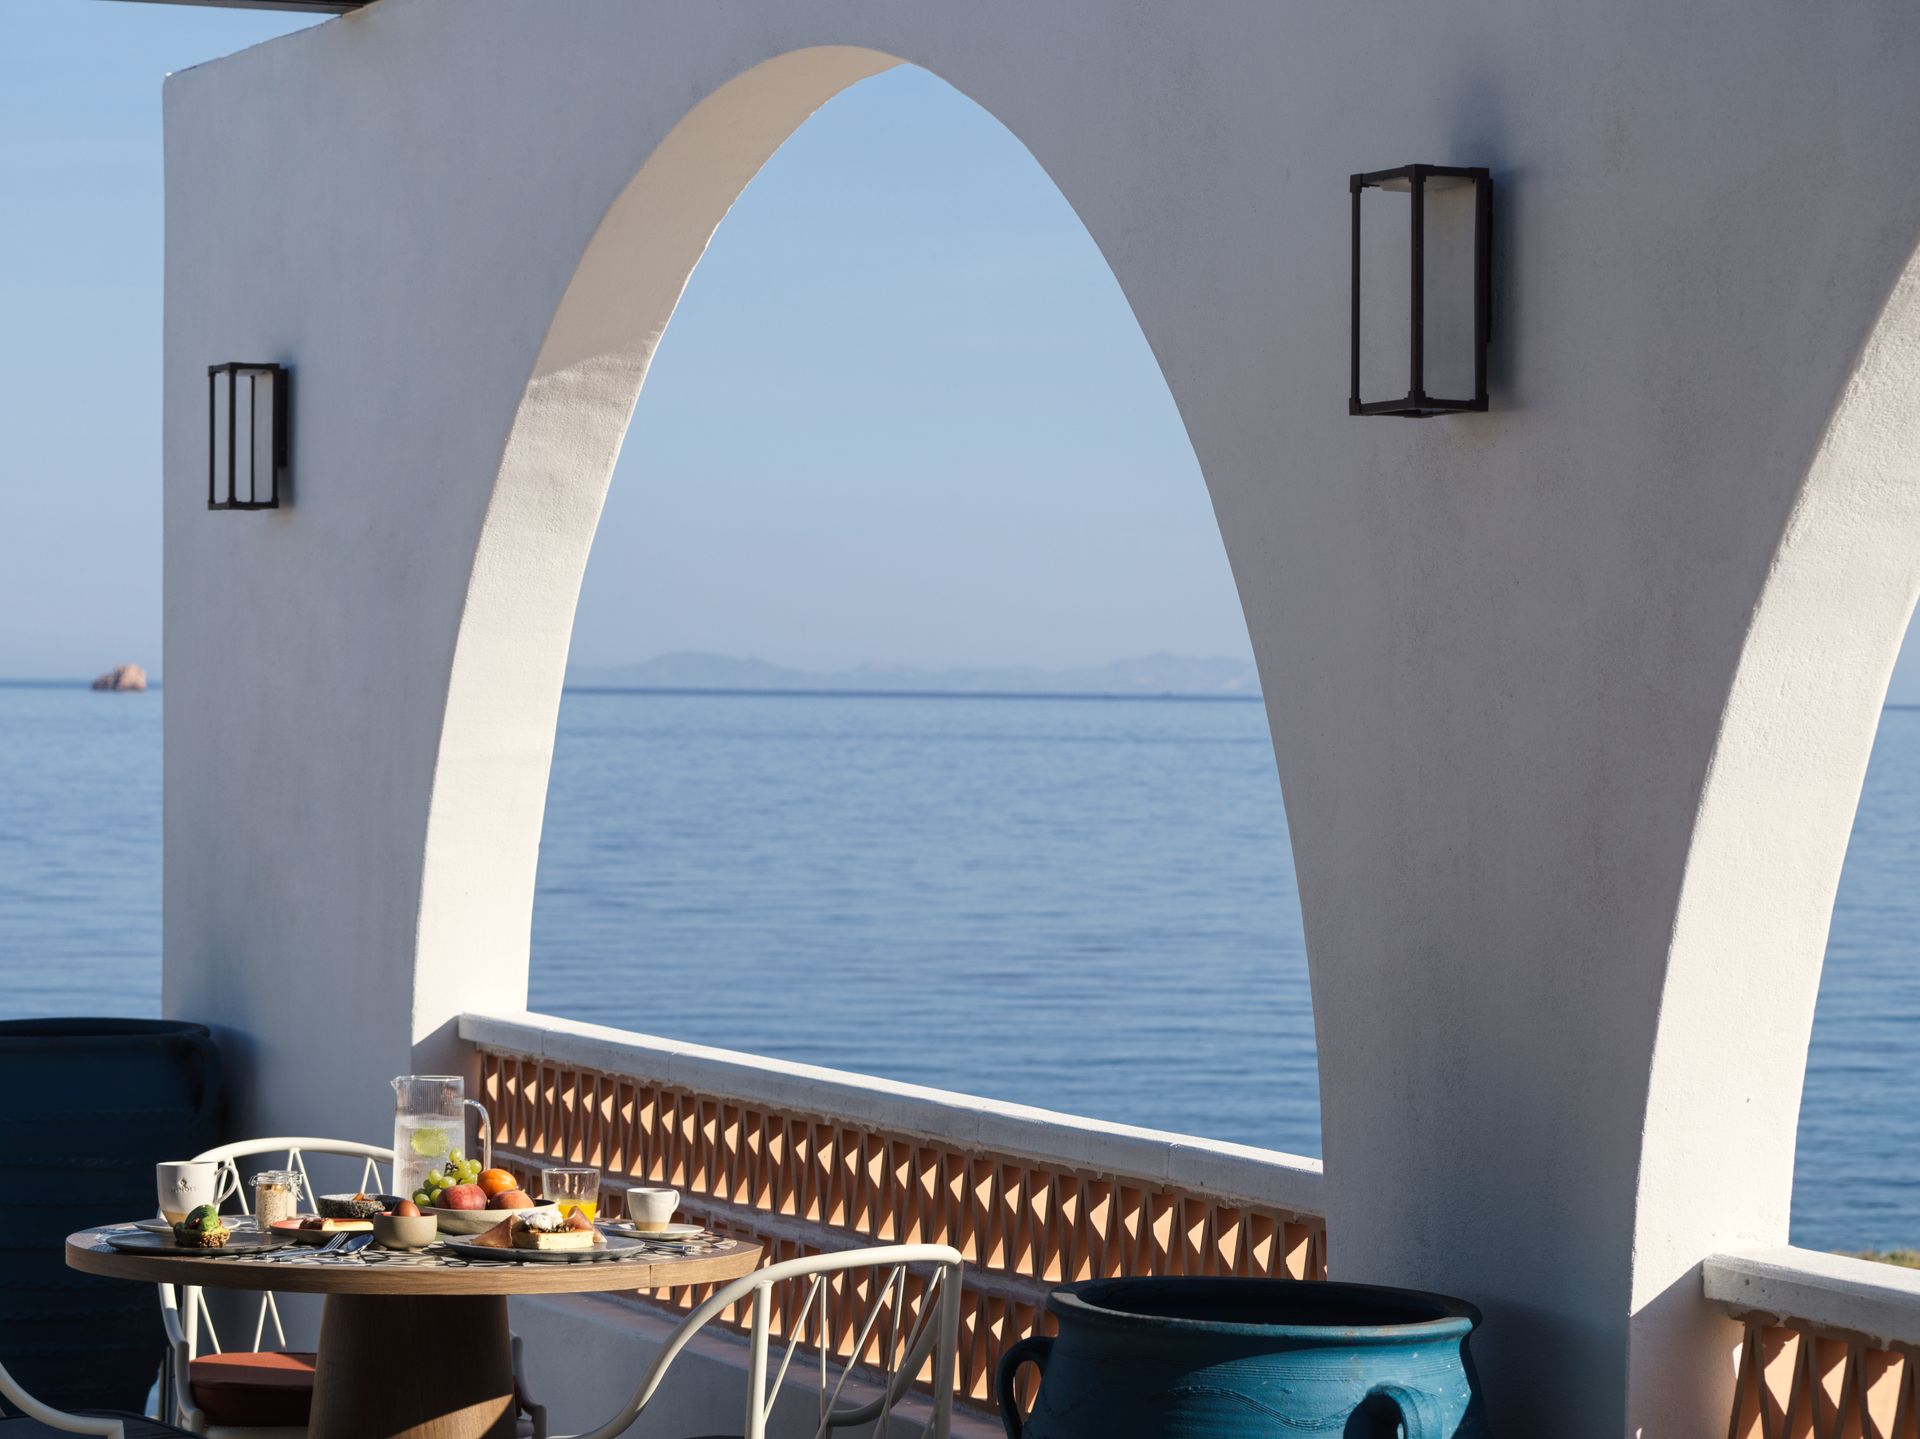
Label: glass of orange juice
xmin=540 ymin=1167 xmax=600 ymax=1222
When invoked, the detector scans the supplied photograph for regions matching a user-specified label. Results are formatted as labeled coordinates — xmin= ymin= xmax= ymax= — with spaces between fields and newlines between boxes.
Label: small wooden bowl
xmin=371 ymin=1212 xmax=438 ymax=1251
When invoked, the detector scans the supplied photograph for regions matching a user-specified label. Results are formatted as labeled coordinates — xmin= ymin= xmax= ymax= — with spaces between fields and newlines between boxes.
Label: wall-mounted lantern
xmin=1349 ymin=165 xmax=1490 ymax=416
xmin=208 ymin=362 xmax=287 ymax=510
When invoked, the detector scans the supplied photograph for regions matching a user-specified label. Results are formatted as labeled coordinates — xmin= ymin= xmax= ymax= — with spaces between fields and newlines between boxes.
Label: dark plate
xmin=317 ymin=1193 xmax=402 ymax=1220
xmin=439 ymin=1232 xmax=654 ymax=1264
xmin=103 ymin=1227 xmax=293 ymax=1256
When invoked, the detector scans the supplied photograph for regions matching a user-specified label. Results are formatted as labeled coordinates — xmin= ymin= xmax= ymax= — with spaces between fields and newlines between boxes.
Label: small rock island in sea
xmin=91 ymin=664 xmax=148 ymax=692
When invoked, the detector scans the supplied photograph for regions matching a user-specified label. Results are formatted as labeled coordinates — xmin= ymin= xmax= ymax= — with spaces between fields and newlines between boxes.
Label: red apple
xmin=439 ymin=1183 xmax=488 ymax=1210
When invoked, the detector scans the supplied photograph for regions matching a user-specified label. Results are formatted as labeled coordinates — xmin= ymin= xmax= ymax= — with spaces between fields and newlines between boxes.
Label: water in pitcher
xmin=391 ymin=1075 xmax=468 ymax=1201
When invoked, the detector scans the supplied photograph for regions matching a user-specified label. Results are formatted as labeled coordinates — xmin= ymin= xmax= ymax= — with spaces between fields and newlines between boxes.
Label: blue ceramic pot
xmin=998 ymin=1277 xmax=1489 ymax=1439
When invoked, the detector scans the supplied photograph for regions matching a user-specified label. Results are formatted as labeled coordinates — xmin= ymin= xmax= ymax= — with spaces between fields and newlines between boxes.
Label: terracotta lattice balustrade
xmin=462 ymin=1012 xmax=1327 ymax=1408
xmin=1709 ymin=1251 xmax=1920 ymax=1439
xmin=1725 ymin=1321 xmax=1920 ymax=1439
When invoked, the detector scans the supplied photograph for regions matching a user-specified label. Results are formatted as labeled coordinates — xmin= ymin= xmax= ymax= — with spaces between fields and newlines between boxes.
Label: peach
xmin=478 ymin=1168 xmax=520 ymax=1198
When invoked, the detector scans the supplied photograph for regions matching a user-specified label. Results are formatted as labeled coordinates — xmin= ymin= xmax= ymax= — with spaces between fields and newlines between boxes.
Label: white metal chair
xmin=557 ymin=1244 xmax=963 ymax=1439
xmin=156 ymin=1138 xmax=546 ymax=1439
xmin=0 ymin=1353 xmax=193 ymax=1438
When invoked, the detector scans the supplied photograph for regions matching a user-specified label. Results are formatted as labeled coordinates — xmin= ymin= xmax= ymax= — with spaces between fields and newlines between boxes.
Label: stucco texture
xmin=161 ymin=3 xmax=1920 ymax=1433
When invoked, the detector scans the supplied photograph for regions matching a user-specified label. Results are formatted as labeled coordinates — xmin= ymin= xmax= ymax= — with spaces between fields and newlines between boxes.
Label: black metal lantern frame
xmin=207 ymin=362 xmax=287 ymax=510
xmin=1349 ymin=165 xmax=1491 ymax=417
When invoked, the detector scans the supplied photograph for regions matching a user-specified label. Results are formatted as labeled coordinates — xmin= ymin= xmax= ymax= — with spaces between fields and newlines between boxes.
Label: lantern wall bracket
xmin=1348 ymin=164 xmax=1491 ymax=418
xmin=207 ymin=361 xmax=288 ymax=510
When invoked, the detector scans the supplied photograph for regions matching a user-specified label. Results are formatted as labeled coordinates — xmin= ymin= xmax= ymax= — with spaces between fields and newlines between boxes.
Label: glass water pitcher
xmin=390 ymin=1074 xmax=491 ymax=1201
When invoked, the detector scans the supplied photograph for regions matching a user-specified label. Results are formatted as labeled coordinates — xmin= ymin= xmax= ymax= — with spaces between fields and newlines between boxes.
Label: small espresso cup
xmin=156 ymin=1160 xmax=237 ymax=1223
xmin=624 ymin=1186 xmax=680 ymax=1231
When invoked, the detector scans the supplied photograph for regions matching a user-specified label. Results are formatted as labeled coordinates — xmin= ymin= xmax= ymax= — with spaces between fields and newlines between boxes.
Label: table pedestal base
xmin=310 ymin=1292 xmax=516 ymax=1439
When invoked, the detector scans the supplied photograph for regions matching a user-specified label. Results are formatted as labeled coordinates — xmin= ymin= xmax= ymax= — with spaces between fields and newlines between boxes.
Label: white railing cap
xmin=460 ymin=1010 xmax=1324 ymax=1215
xmin=1705 ymin=1247 xmax=1920 ymax=1347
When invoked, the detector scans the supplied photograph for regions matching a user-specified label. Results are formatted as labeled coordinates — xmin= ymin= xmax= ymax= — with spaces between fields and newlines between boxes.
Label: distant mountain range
xmin=565 ymin=652 xmax=1262 ymax=698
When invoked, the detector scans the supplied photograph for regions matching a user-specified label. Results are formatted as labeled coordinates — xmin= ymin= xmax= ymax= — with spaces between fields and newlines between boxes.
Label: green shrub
xmin=1844 ymin=1249 xmax=1920 ymax=1269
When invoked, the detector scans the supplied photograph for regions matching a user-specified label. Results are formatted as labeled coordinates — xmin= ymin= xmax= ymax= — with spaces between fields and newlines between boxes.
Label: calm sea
xmin=2 ymin=683 xmax=1914 ymax=1252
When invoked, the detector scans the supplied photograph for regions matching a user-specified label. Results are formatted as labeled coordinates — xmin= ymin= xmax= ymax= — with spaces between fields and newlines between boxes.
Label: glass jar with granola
xmin=252 ymin=1170 xmax=299 ymax=1229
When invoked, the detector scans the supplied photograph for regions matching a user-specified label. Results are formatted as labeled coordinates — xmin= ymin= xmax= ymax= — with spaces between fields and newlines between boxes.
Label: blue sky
xmin=0 ymin=8 xmax=1248 ymax=680
xmin=0 ymin=7 xmax=313 ymax=679
xmin=4 ymin=10 xmax=1917 ymax=699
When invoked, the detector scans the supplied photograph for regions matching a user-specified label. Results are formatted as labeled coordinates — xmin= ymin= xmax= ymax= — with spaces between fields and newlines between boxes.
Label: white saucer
xmin=603 ymin=1221 xmax=705 ymax=1242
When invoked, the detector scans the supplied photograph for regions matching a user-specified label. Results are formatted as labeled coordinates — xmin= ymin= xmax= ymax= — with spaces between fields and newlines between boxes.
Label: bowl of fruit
xmin=417 ymin=1153 xmax=557 ymax=1235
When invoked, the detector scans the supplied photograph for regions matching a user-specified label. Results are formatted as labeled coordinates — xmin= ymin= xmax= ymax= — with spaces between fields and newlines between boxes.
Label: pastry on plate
xmin=173 ymin=1204 xmax=230 ymax=1249
xmin=512 ymin=1209 xmax=602 ymax=1251
xmin=468 ymin=1209 xmax=603 ymax=1252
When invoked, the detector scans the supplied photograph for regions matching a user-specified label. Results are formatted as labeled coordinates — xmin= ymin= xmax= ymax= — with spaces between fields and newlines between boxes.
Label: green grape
xmin=427 ymin=1169 xmax=447 ymax=1189
xmin=449 ymin=1149 xmax=466 ymax=1167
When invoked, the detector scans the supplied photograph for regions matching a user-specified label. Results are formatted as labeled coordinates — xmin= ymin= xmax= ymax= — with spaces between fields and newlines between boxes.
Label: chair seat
xmin=0 ymin=1415 xmax=195 ymax=1438
xmin=187 ymin=1352 xmax=317 ymax=1429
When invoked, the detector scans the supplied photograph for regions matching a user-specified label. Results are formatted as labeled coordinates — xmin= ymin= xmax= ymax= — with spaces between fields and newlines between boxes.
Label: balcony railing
xmin=1707 ymin=1248 xmax=1920 ymax=1438
xmin=460 ymin=1010 xmax=1326 ymax=1407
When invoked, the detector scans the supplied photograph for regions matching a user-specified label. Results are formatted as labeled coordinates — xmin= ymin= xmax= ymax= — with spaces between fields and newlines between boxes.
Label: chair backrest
xmin=574 ymin=1244 xmax=963 ymax=1439
xmin=191 ymin=1136 xmax=394 ymax=1218
xmin=0 ymin=1355 xmax=125 ymax=1437
xmin=159 ymin=1139 xmax=393 ymax=1366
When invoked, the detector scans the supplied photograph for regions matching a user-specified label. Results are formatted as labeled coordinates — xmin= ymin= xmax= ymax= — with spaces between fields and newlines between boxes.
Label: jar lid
xmin=251 ymin=1169 xmax=299 ymax=1185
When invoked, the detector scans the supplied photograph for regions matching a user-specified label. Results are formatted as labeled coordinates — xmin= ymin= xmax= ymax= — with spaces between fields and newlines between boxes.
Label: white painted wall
xmin=1705 ymin=1248 xmax=1920 ymax=1350
xmin=159 ymin=3 xmax=1920 ymax=1433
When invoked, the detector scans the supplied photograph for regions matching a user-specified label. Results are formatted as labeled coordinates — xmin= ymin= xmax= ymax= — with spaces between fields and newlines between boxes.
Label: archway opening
xmin=518 ymin=65 xmax=1319 ymax=1155
xmin=1792 ymin=624 xmax=1920 ymax=1255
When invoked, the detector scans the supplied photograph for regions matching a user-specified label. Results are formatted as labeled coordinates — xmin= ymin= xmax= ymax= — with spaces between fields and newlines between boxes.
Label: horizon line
xmin=15 ymin=679 xmax=1920 ymax=711
xmin=0 ymin=676 xmax=1263 ymax=704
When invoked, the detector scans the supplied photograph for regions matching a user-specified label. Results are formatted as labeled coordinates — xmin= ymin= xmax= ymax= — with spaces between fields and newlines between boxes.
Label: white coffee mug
xmin=156 ymin=1160 xmax=238 ymax=1223
xmin=624 ymin=1186 xmax=680 ymax=1231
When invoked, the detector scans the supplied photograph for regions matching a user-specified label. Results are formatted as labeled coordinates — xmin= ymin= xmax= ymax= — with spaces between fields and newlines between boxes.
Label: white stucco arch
xmin=160 ymin=5 xmax=1920 ymax=1433
xmin=410 ymin=44 xmax=1256 ymax=1072
xmin=414 ymin=45 xmax=908 ymax=1056
xmin=1630 ymin=240 xmax=1920 ymax=1430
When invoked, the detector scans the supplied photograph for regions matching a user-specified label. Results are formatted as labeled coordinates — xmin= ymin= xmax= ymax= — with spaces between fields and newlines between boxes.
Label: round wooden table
xmin=68 ymin=1225 xmax=763 ymax=1439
